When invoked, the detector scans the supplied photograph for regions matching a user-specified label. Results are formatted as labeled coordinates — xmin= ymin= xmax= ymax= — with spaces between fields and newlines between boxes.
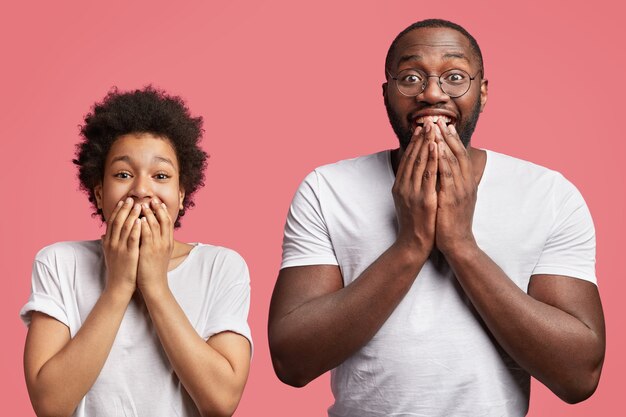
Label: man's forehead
xmin=391 ymin=28 xmax=474 ymax=66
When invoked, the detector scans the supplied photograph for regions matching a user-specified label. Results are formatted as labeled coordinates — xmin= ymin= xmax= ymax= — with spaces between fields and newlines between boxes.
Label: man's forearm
xmin=269 ymin=242 xmax=429 ymax=387
xmin=443 ymin=244 xmax=605 ymax=403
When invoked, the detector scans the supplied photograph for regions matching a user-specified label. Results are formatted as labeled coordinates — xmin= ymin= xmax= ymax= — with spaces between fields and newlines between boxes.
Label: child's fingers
xmin=119 ymin=204 xmax=141 ymax=244
xmin=141 ymin=202 xmax=161 ymax=239
xmin=127 ymin=218 xmax=141 ymax=250
xmin=151 ymin=199 xmax=172 ymax=241
xmin=104 ymin=200 xmax=124 ymax=242
xmin=109 ymin=198 xmax=134 ymax=245
xmin=140 ymin=216 xmax=152 ymax=245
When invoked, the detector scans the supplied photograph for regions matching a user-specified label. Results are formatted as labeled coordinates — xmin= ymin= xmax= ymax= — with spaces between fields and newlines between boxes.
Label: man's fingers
xmin=422 ymin=139 xmax=438 ymax=194
xmin=396 ymin=127 xmax=423 ymax=187
xmin=434 ymin=125 xmax=461 ymax=185
xmin=437 ymin=140 xmax=455 ymax=193
xmin=411 ymin=132 xmax=431 ymax=191
xmin=438 ymin=120 xmax=470 ymax=179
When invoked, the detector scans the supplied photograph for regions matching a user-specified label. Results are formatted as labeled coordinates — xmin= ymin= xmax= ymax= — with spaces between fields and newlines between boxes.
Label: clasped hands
xmin=392 ymin=119 xmax=478 ymax=257
xmin=101 ymin=197 xmax=174 ymax=297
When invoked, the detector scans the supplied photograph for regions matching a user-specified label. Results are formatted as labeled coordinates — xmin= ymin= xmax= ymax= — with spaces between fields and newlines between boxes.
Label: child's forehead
xmin=106 ymin=133 xmax=179 ymax=167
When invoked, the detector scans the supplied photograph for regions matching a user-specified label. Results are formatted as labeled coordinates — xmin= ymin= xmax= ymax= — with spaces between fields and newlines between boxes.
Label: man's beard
xmin=384 ymin=96 xmax=481 ymax=150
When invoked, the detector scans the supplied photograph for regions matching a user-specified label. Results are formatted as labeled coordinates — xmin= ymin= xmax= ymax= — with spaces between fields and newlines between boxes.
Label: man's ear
xmin=94 ymin=183 xmax=103 ymax=210
xmin=479 ymin=79 xmax=488 ymax=113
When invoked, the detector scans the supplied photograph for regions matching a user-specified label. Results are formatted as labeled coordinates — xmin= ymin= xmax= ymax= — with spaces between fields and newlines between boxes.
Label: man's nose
xmin=417 ymin=76 xmax=449 ymax=104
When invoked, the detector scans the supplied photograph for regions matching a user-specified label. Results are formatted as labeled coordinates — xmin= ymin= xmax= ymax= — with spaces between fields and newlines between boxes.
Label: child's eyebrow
xmin=109 ymin=155 xmax=176 ymax=168
xmin=154 ymin=156 xmax=176 ymax=168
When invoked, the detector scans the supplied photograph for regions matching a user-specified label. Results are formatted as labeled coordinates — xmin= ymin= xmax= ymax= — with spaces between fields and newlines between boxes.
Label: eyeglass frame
xmin=386 ymin=68 xmax=483 ymax=98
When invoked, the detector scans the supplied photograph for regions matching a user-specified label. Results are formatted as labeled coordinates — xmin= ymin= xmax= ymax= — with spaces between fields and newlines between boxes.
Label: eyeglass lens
xmin=395 ymin=69 xmax=471 ymax=98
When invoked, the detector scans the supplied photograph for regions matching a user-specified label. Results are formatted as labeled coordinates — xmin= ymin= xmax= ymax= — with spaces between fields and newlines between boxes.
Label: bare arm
xmin=142 ymin=287 xmax=251 ymax=417
xmin=137 ymin=199 xmax=250 ymax=417
xmin=434 ymin=119 xmax=605 ymax=403
xmin=444 ymin=248 xmax=604 ymax=403
xmin=24 ymin=199 xmax=141 ymax=417
xmin=269 ymin=127 xmax=439 ymax=387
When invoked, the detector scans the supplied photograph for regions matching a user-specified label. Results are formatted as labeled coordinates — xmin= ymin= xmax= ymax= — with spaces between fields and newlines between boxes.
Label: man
xmin=268 ymin=19 xmax=605 ymax=417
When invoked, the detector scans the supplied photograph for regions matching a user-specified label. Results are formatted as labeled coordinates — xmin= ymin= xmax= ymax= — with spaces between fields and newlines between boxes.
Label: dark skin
xmin=268 ymin=27 xmax=605 ymax=403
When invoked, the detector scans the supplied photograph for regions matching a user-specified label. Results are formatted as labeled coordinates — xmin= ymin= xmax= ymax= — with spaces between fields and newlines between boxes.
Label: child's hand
xmin=101 ymin=197 xmax=141 ymax=296
xmin=136 ymin=198 xmax=174 ymax=295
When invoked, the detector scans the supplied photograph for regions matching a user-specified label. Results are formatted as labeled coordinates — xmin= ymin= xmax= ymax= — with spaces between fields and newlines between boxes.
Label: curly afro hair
xmin=73 ymin=86 xmax=208 ymax=228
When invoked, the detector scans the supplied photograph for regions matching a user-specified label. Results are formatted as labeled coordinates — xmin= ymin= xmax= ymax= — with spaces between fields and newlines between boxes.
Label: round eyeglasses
xmin=387 ymin=68 xmax=481 ymax=98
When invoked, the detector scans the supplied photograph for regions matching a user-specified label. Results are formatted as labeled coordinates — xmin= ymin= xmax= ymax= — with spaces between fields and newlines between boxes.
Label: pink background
xmin=1 ymin=1 xmax=624 ymax=415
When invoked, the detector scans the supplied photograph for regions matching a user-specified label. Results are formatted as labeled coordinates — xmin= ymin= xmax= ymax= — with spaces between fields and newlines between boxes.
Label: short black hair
xmin=385 ymin=19 xmax=484 ymax=76
xmin=73 ymin=86 xmax=208 ymax=228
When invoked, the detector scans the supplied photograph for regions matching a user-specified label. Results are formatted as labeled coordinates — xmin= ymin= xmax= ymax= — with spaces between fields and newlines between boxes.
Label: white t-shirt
xmin=21 ymin=240 xmax=252 ymax=417
xmin=281 ymin=149 xmax=596 ymax=417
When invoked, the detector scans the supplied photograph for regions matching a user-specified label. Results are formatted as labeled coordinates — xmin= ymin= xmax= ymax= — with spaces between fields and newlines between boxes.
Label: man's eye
xmin=444 ymin=72 xmax=466 ymax=83
xmin=401 ymin=74 xmax=422 ymax=84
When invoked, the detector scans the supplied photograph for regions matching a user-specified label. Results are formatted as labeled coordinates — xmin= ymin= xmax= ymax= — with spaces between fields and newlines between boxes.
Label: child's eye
xmin=155 ymin=173 xmax=170 ymax=180
xmin=114 ymin=172 xmax=132 ymax=179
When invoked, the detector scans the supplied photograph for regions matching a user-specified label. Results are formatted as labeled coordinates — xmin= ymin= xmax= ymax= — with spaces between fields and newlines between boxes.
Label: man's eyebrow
xmin=397 ymin=54 xmax=421 ymax=65
xmin=442 ymin=52 xmax=470 ymax=62
xmin=397 ymin=52 xmax=471 ymax=67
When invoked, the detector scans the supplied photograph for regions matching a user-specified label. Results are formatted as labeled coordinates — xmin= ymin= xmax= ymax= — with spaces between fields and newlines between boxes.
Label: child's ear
xmin=94 ymin=183 xmax=103 ymax=210
xmin=179 ymin=188 xmax=185 ymax=211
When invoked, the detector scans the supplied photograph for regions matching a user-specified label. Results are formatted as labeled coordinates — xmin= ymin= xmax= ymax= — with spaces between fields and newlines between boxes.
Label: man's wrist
xmin=440 ymin=238 xmax=482 ymax=266
xmin=389 ymin=240 xmax=431 ymax=272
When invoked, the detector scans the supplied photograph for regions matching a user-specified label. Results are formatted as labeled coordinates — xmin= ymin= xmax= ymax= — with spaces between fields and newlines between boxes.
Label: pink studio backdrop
xmin=1 ymin=1 xmax=624 ymax=415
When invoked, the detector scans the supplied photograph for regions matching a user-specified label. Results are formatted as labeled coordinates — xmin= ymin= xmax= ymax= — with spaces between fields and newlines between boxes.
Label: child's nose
xmin=129 ymin=176 xmax=153 ymax=200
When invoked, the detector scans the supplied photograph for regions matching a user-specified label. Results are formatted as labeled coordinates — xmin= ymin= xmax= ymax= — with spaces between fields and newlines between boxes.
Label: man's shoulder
xmin=484 ymin=149 xmax=569 ymax=184
xmin=483 ymin=149 xmax=581 ymax=202
xmin=308 ymin=150 xmax=392 ymax=184
xmin=314 ymin=150 xmax=389 ymax=172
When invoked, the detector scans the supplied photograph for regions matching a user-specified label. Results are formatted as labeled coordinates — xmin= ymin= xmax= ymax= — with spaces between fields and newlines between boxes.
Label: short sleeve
xmin=20 ymin=258 xmax=70 ymax=327
xmin=281 ymin=171 xmax=339 ymax=269
xmin=532 ymin=178 xmax=597 ymax=284
xmin=203 ymin=250 xmax=253 ymax=352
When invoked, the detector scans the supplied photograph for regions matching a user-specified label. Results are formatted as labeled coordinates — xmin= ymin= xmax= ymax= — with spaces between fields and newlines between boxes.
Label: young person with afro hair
xmin=21 ymin=86 xmax=252 ymax=417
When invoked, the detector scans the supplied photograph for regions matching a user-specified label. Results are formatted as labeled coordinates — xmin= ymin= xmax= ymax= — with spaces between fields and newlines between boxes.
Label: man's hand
xmin=101 ymin=197 xmax=141 ymax=296
xmin=433 ymin=119 xmax=478 ymax=255
xmin=391 ymin=125 xmax=439 ymax=256
xmin=137 ymin=198 xmax=174 ymax=295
